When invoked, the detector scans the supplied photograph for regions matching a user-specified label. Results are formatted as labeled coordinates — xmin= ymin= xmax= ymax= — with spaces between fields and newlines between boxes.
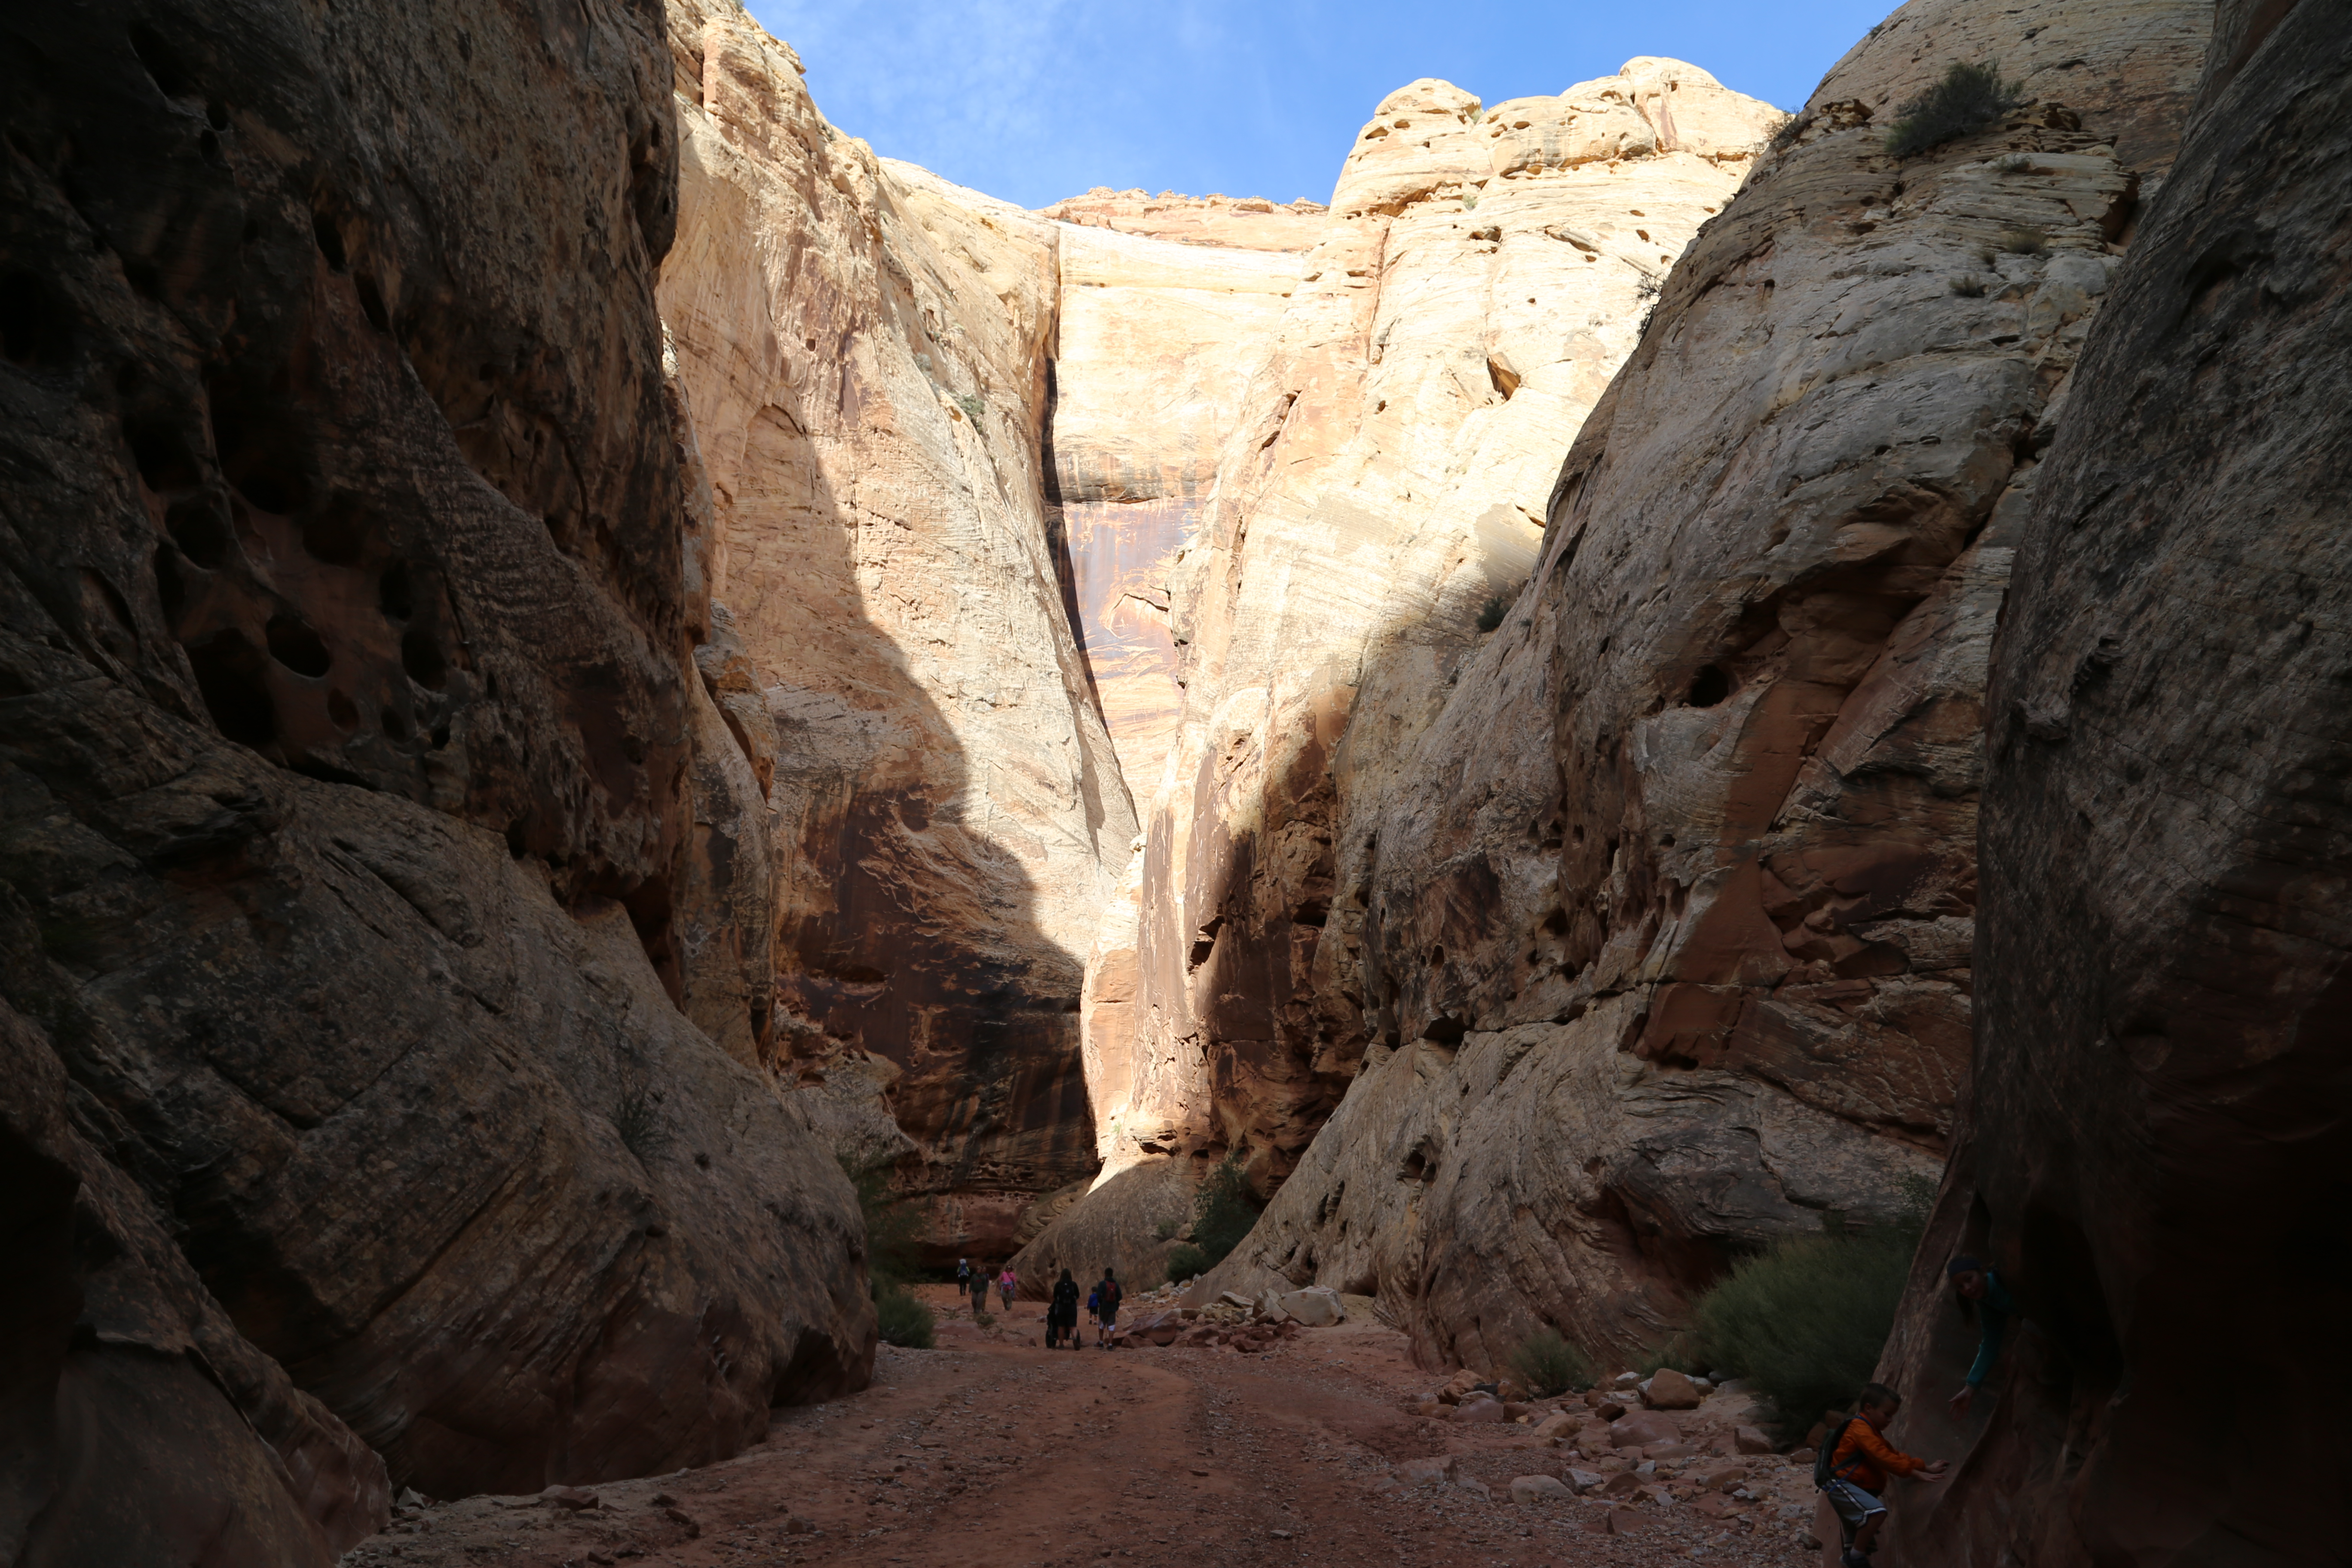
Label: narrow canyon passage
xmin=354 ymin=1290 xmax=1816 ymax=1568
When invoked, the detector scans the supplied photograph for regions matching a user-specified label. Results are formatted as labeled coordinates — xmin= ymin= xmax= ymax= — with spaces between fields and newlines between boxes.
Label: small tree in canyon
xmin=1164 ymin=1155 xmax=1264 ymax=1283
xmin=841 ymin=1155 xmax=936 ymax=1348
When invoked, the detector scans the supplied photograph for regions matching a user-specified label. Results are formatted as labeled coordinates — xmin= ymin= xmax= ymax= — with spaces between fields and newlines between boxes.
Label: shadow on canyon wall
xmin=0 ymin=0 xmax=870 ymax=1549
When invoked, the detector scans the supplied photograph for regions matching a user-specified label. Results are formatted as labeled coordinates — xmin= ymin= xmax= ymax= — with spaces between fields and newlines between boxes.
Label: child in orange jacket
xmin=1824 ymin=1383 xmax=1948 ymax=1567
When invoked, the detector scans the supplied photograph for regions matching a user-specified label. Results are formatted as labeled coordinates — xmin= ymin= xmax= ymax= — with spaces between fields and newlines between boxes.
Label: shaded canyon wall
xmin=0 ymin=0 xmax=875 ymax=1552
xmin=1874 ymin=3 xmax=2352 ymax=1564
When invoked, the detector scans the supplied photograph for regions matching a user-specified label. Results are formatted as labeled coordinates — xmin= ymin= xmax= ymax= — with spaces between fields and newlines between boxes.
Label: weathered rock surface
xmin=0 ymin=0 xmax=870 ymax=1526
xmin=1876 ymin=5 xmax=2352 ymax=1564
xmin=1073 ymin=62 xmax=1783 ymax=1228
xmin=1195 ymin=0 xmax=2208 ymax=1366
xmin=658 ymin=0 xmax=1138 ymax=1257
xmin=1044 ymin=215 xmax=1305 ymax=793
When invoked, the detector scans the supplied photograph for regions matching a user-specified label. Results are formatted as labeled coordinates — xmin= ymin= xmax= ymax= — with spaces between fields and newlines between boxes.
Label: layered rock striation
xmin=1876 ymin=3 xmax=2352 ymax=1562
xmin=1187 ymin=0 xmax=2208 ymax=1366
xmin=1019 ymin=61 xmax=1787 ymax=1288
xmin=0 ymin=0 xmax=870 ymax=1545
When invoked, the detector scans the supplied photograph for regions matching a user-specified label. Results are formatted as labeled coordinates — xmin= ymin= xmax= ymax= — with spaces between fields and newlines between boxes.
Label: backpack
xmin=1814 ymin=1417 xmax=1855 ymax=1491
xmin=1100 ymin=1279 xmax=1122 ymax=1314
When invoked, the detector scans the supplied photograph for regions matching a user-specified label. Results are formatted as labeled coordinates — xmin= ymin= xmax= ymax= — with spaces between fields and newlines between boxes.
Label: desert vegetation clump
xmin=1884 ymin=61 xmax=2026 ymax=158
xmin=1163 ymin=1155 xmax=1263 ymax=1283
xmin=1695 ymin=1180 xmax=1933 ymax=1439
xmin=1949 ymin=274 xmax=1989 ymax=298
xmin=1767 ymin=110 xmax=1807 ymax=154
xmin=1507 ymin=1326 xmax=1594 ymax=1396
xmin=1476 ymin=594 xmax=1507 ymax=633
xmin=2001 ymin=224 xmax=2050 ymax=257
xmin=841 ymin=1154 xmax=936 ymax=1348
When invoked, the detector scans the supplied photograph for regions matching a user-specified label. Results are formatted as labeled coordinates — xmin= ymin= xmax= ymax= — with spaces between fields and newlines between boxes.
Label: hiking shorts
xmin=1825 ymin=1481 xmax=1886 ymax=1526
xmin=1099 ymin=1310 xmax=1118 ymax=1328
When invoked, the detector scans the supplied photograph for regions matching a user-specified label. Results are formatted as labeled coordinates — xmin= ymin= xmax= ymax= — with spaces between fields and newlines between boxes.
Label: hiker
xmin=1085 ymin=1277 xmax=1101 ymax=1334
xmin=998 ymin=1263 xmax=1017 ymax=1313
xmin=970 ymin=1262 xmax=992 ymax=1317
xmin=1050 ymin=1268 xmax=1081 ymax=1350
xmin=955 ymin=1256 xmax=971 ymax=1294
xmin=1095 ymin=1266 xmax=1122 ymax=1348
xmin=1945 ymin=1255 xmax=2017 ymax=1418
xmin=1817 ymin=1382 xmax=1948 ymax=1568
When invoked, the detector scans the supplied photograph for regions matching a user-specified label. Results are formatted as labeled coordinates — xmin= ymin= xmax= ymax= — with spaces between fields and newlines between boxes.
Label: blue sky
xmin=746 ymin=0 xmax=1893 ymax=209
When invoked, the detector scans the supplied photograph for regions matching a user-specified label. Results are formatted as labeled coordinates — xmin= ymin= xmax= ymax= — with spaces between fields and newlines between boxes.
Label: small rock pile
xmin=1387 ymin=1361 xmax=1817 ymax=1547
xmin=1100 ymin=1285 xmax=1350 ymax=1350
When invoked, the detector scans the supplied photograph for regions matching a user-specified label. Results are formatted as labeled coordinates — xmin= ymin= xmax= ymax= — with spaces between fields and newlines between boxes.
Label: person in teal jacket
xmin=1945 ymin=1255 xmax=2016 ymax=1417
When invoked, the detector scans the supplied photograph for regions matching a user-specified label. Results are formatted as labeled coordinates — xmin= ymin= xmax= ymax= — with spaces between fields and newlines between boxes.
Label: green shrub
xmin=1462 ymin=190 xmax=1480 ymax=211
xmin=956 ymin=392 xmax=984 ymax=422
xmin=1153 ymin=1216 xmax=1182 ymax=1243
xmin=1164 ymin=1243 xmax=1213 ymax=1284
xmin=1635 ymin=1330 xmax=1702 ymax=1377
xmin=1949 ymin=274 xmax=1989 ymax=298
xmin=1193 ymin=1156 xmax=1263 ymax=1262
xmin=2000 ymin=225 xmax=2049 ymax=257
xmin=1696 ymin=1185 xmax=1932 ymax=1440
xmin=838 ymin=1154 xmax=927 ymax=1289
xmin=1507 ymin=1327 xmax=1592 ymax=1396
xmin=1884 ymin=62 xmax=2026 ymax=158
xmin=874 ymin=1283 xmax=935 ymax=1348
xmin=1476 ymin=594 xmax=1507 ymax=633
xmin=1767 ymin=111 xmax=1807 ymax=154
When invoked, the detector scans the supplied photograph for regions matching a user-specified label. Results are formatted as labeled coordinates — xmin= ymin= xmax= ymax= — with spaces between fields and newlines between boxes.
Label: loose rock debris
xmin=346 ymin=1286 xmax=1862 ymax=1567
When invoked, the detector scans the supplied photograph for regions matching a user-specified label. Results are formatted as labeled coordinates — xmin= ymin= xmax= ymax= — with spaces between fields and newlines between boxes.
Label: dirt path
xmin=349 ymin=1287 xmax=1821 ymax=1568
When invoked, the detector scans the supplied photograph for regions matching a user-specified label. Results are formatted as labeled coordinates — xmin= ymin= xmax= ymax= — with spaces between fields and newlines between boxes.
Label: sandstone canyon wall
xmin=1187 ymin=0 xmax=2210 ymax=1368
xmin=656 ymin=2 xmax=1141 ymax=1259
xmin=0 ymin=0 xmax=873 ymax=1552
xmin=1017 ymin=61 xmax=1792 ymax=1288
xmin=1873 ymin=3 xmax=2352 ymax=1563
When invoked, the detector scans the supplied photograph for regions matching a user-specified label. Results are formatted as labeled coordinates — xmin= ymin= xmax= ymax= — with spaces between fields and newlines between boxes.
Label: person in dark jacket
xmin=1094 ymin=1267 xmax=1122 ymax=1348
xmin=1049 ymin=1268 xmax=1081 ymax=1348
xmin=1944 ymin=1256 xmax=2018 ymax=1417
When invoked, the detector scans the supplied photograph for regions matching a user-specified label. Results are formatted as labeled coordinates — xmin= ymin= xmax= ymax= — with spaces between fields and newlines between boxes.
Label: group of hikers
xmin=952 ymin=1259 xmax=1125 ymax=1348
xmin=1816 ymin=1254 xmax=2012 ymax=1568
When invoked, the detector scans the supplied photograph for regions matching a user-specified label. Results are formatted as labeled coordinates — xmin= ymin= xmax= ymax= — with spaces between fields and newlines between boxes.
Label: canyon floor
xmin=347 ymin=1287 xmax=1826 ymax=1568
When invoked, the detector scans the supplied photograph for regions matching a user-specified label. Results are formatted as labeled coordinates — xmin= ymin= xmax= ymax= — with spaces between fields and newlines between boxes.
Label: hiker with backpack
xmin=969 ymin=1260 xmax=992 ymax=1318
xmin=1817 ymin=1381 xmax=1948 ymax=1568
xmin=1944 ymin=1255 xmax=2017 ymax=1418
xmin=1094 ymin=1267 xmax=1122 ymax=1348
xmin=998 ymin=1263 xmax=1017 ymax=1313
xmin=1048 ymin=1267 xmax=1081 ymax=1349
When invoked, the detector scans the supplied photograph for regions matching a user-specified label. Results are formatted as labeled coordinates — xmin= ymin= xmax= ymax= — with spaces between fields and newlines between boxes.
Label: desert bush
xmin=1153 ymin=1216 xmax=1182 ymax=1243
xmin=874 ymin=1283 xmax=936 ymax=1349
xmin=1635 ymin=1330 xmax=1703 ymax=1377
xmin=1767 ymin=110 xmax=1807 ymax=154
xmin=1508 ymin=1327 xmax=1593 ymax=1396
xmin=956 ymin=392 xmax=984 ymax=422
xmin=1462 ymin=189 xmax=1480 ymax=211
xmin=1193 ymin=1155 xmax=1263 ymax=1262
xmin=1884 ymin=62 xmax=2025 ymax=158
xmin=1163 ymin=1243 xmax=1212 ymax=1284
xmin=1696 ymin=1182 xmax=1932 ymax=1439
xmin=1949 ymin=274 xmax=1989 ymax=297
xmin=610 ymin=1072 xmax=670 ymax=1163
xmin=2001 ymin=224 xmax=2049 ymax=256
xmin=1476 ymin=594 xmax=1507 ymax=633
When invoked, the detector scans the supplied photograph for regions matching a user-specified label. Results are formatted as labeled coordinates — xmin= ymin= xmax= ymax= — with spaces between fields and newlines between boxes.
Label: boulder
xmin=1610 ymin=1411 xmax=1681 ymax=1449
xmin=1398 ymin=1456 xmax=1460 ymax=1488
xmin=1565 ymin=1469 xmax=1606 ymax=1495
xmin=1510 ymin=1475 xmax=1575 ymax=1504
xmin=1457 ymin=1397 xmax=1508 ymax=1424
xmin=1645 ymin=1369 xmax=1703 ymax=1410
xmin=1694 ymin=1464 xmax=1748 ymax=1492
xmin=1532 ymin=1414 xmax=1580 ymax=1442
xmin=1276 ymin=1286 xmax=1346 ymax=1326
xmin=1735 ymin=1427 xmax=1774 ymax=1456
xmin=1601 ymin=1472 xmax=1645 ymax=1499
